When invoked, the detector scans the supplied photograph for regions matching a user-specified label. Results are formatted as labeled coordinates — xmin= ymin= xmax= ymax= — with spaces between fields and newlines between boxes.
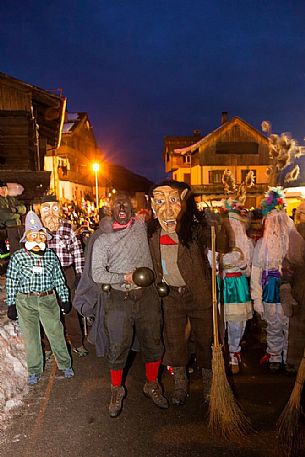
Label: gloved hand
xmin=61 ymin=301 xmax=72 ymax=314
xmin=7 ymin=304 xmax=17 ymax=320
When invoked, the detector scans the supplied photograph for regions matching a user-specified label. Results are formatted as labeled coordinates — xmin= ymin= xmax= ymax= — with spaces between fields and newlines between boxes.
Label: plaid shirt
xmin=6 ymin=248 xmax=69 ymax=305
xmin=47 ymin=220 xmax=84 ymax=274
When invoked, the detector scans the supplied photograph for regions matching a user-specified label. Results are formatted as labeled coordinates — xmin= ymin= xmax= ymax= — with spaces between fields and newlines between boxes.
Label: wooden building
xmin=165 ymin=113 xmax=270 ymax=208
xmin=44 ymin=112 xmax=103 ymax=206
xmin=0 ymin=72 xmax=66 ymax=204
xmin=163 ymin=130 xmax=203 ymax=185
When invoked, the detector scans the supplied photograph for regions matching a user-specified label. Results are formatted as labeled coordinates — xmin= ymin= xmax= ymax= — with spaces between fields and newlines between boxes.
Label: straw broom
xmin=208 ymin=225 xmax=252 ymax=440
xmin=276 ymin=349 xmax=305 ymax=457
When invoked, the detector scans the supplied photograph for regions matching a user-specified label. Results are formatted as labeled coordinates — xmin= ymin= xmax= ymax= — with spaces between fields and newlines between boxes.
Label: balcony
xmin=191 ymin=183 xmax=268 ymax=196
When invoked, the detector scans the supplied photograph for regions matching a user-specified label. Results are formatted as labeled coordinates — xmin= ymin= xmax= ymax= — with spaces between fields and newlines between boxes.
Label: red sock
xmin=110 ymin=369 xmax=123 ymax=387
xmin=145 ymin=360 xmax=161 ymax=383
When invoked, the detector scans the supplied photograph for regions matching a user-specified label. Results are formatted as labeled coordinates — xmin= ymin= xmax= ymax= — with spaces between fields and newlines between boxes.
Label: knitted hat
xmin=261 ymin=187 xmax=287 ymax=216
xmin=20 ymin=210 xmax=52 ymax=242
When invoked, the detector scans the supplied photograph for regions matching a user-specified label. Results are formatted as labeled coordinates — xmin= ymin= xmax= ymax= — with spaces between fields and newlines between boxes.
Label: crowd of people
xmin=3 ymin=179 xmax=305 ymax=420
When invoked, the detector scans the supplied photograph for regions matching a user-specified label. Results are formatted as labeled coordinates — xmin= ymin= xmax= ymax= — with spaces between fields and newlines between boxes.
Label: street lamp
xmin=92 ymin=163 xmax=100 ymax=211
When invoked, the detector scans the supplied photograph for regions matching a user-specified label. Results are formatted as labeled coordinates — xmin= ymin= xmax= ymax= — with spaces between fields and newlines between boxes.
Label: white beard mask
xmin=25 ymin=241 xmax=46 ymax=251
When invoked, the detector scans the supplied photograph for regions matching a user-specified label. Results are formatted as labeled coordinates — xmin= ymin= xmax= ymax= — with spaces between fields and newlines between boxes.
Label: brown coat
xmin=148 ymin=224 xmax=213 ymax=367
xmin=148 ymin=225 xmax=212 ymax=310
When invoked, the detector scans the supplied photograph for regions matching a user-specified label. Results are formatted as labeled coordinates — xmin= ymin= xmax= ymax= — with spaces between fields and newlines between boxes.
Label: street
xmin=0 ymin=324 xmax=298 ymax=457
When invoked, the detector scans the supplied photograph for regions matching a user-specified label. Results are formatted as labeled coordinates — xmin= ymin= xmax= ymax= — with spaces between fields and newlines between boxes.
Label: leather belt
xmin=170 ymin=285 xmax=188 ymax=294
xmin=22 ymin=290 xmax=54 ymax=297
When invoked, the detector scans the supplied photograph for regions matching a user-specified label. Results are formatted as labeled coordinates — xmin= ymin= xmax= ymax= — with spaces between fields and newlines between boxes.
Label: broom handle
xmin=211 ymin=225 xmax=219 ymax=346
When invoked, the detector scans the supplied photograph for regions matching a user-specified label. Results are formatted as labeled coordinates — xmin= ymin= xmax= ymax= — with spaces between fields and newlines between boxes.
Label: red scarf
xmin=159 ymin=234 xmax=177 ymax=245
xmin=112 ymin=217 xmax=135 ymax=231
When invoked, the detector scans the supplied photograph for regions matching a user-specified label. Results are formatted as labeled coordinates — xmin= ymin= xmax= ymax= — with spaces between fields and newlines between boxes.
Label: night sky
xmin=1 ymin=1 xmax=305 ymax=182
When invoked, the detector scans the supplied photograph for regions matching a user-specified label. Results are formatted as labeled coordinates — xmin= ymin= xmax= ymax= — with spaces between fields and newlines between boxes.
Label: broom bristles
xmin=276 ymin=357 xmax=305 ymax=457
xmin=208 ymin=344 xmax=253 ymax=441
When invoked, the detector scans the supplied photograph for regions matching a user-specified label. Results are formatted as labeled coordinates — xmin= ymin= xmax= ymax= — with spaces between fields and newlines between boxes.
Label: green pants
xmin=16 ymin=292 xmax=71 ymax=376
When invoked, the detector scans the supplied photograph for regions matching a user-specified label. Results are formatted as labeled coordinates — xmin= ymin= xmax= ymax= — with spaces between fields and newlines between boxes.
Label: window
xmin=184 ymin=173 xmax=191 ymax=185
xmin=209 ymin=170 xmax=224 ymax=184
xmin=241 ymin=169 xmax=256 ymax=183
xmin=183 ymin=155 xmax=191 ymax=164
xmin=215 ymin=142 xmax=258 ymax=154
xmin=166 ymin=153 xmax=170 ymax=162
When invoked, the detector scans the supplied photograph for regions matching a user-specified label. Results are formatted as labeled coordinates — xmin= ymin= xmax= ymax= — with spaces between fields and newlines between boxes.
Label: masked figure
xmin=0 ymin=180 xmax=26 ymax=254
xmin=251 ymin=188 xmax=304 ymax=372
xmin=6 ymin=211 xmax=74 ymax=385
xmin=91 ymin=191 xmax=168 ymax=417
xmin=285 ymin=200 xmax=305 ymax=373
xmin=148 ymin=180 xmax=213 ymax=406
xmin=38 ymin=196 xmax=86 ymax=356
xmin=220 ymin=201 xmax=254 ymax=373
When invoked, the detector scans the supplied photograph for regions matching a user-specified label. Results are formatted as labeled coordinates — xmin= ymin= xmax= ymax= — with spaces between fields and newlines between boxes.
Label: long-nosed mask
xmin=40 ymin=201 xmax=61 ymax=232
xmin=151 ymin=185 xmax=187 ymax=233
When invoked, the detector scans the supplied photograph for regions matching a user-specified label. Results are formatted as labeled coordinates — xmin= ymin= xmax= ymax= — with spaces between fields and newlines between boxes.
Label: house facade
xmin=0 ymin=72 xmax=66 ymax=204
xmin=44 ymin=112 xmax=108 ymax=208
xmin=165 ymin=114 xmax=270 ymax=208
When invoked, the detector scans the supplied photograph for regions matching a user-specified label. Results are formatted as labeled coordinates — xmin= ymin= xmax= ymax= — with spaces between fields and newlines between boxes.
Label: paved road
xmin=0 ymin=325 xmax=299 ymax=457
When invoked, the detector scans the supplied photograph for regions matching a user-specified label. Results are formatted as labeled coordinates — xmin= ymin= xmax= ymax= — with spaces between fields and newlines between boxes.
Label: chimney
xmin=221 ymin=112 xmax=228 ymax=125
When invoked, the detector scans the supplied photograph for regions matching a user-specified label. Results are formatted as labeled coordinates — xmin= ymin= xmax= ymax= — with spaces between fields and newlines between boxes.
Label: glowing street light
xmin=92 ymin=163 xmax=100 ymax=211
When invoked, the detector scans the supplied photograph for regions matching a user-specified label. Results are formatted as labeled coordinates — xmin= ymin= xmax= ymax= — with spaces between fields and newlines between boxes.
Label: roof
xmin=108 ymin=164 xmax=153 ymax=193
xmin=62 ymin=112 xmax=89 ymax=134
xmin=0 ymin=72 xmax=66 ymax=147
xmin=174 ymin=117 xmax=268 ymax=155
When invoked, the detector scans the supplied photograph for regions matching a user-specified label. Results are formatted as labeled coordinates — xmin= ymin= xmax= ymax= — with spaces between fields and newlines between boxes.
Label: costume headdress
xmin=261 ymin=187 xmax=286 ymax=216
xmin=255 ymin=187 xmax=291 ymax=269
xmin=20 ymin=210 xmax=52 ymax=242
xmin=222 ymin=170 xmax=254 ymax=276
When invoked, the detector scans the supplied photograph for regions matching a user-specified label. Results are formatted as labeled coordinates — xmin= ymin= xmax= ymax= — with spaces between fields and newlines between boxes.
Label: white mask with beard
xmin=25 ymin=240 xmax=46 ymax=251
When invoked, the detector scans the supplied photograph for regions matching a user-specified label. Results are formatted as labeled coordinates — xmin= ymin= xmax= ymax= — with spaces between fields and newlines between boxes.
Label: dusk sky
xmin=1 ymin=1 xmax=305 ymax=182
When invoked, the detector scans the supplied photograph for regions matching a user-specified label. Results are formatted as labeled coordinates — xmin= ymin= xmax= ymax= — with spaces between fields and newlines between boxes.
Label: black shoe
xmin=109 ymin=385 xmax=126 ymax=417
xmin=143 ymin=382 xmax=169 ymax=409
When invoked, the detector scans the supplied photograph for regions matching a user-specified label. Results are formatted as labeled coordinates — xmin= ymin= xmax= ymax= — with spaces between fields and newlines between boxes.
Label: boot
xmin=229 ymin=352 xmax=241 ymax=375
xmin=172 ymin=366 xmax=188 ymax=406
xmin=202 ymin=368 xmax=212 ymax=403
xmin=143 ymin=381 xmax=169 ymax=409
xmin=109 ymin=385 xmax=126 ymax=418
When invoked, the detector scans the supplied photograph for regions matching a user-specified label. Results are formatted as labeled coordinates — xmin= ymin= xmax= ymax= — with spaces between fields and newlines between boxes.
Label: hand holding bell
xmin=132 ymin=267 xmax=155 ymax=287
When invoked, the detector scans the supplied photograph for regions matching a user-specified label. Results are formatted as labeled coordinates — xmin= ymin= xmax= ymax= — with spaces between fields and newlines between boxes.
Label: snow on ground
xmin=0 ymin=275 xmax=28 ymax=430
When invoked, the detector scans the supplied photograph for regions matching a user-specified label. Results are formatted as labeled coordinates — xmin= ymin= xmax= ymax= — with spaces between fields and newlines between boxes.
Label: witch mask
xmin=151 ymin=185 xmax=188 ymax=233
